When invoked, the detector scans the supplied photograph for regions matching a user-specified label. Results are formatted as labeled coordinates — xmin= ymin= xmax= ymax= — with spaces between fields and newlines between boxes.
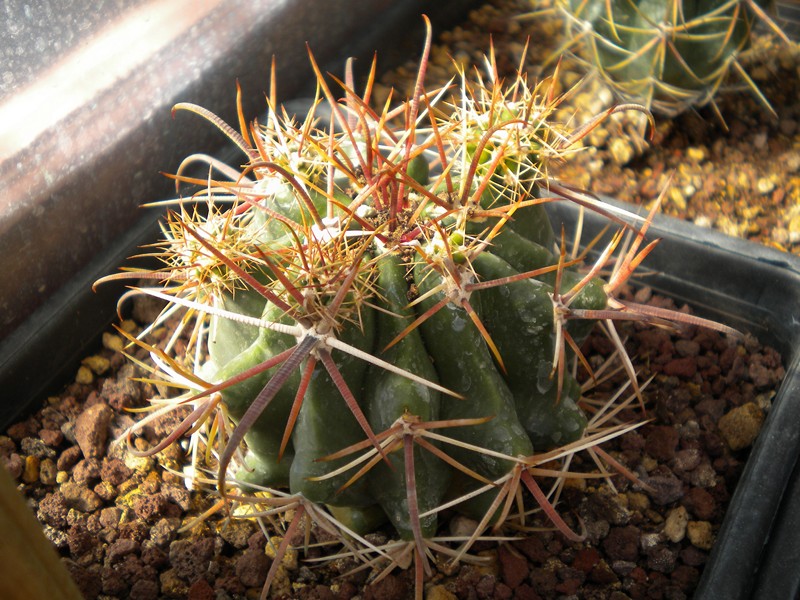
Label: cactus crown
xmin=99 ymin=20 xmax=738 ymax=598
xmin=551 ymin=0 xmax=791 ymax=117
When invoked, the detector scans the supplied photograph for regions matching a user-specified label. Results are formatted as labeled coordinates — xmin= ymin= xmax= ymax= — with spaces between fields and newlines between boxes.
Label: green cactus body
xmin=113 ymin=39 xmax=678 ymax=553
xmin=558 ymin=0 xmax=773 ymax=114
xmin=364 ymin=252 xmax=449 ymax=539
xmin=472 ymin=251 xmax=588 ymax=448
xmin=211 ymin=301 xmax=299 ymax=488
xmin=288 ymin=305 xmax=377 ymax=508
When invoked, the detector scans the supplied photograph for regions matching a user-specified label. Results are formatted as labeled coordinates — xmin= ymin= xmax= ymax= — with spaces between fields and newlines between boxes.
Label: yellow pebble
xmin=426 ymin=585 xmax=457 ymax=600
xmin=75 ymin=365 xmax=94 ymax=384
xmin=22 ymin=455 xmax=40 ymax=484
xmin=687 ymin=521 xmax=714 ymax=550
xmin=82 ymin=355 xmax=111 ymax=375
xmin=102 ymin=332 xmax=125 ymax=352
xmin=56 ymin=471 xmax=70 ymax=484
xmin=686 ymin=146 xmax=707 ymax=162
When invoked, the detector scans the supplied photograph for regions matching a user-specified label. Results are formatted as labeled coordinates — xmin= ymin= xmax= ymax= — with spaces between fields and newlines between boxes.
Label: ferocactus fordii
xmin=99 ymin=19 xmax=737 ymax=597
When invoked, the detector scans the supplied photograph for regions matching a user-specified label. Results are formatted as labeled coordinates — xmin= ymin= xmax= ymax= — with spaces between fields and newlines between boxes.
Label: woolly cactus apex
xmin=552 ymin=0 xmax=792 ymax=118
xmin=98 ymin=19 xmax=740 ymax=599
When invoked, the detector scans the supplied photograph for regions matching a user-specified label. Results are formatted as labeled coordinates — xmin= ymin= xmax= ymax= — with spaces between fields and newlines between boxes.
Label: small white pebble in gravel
xmin=609 ymin=138 xmax=634 ymax=165
xmin=756 ymin=177 xmax=775 ymax=195
xmin=669 ymin=187 xmax=687 ymax=210
xmin=449 ymin=514 xmax=480 ymax=537
xmin=664 ymin=506 xmax=689 ymax=543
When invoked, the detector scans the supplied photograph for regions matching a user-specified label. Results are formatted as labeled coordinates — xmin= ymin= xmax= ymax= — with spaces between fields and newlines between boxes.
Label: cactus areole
xmin=101 ymin=20 xmax=737 ymax=593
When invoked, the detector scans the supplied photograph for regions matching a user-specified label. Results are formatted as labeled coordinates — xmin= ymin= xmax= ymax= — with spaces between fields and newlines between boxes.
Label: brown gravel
xmin=2 ymin=283 xmax=785 ymax=600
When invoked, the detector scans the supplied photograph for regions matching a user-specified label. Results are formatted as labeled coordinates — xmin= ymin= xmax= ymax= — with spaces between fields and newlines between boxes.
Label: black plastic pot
xmin=2 ymin=194 xmax=798 ymax=598
xmin=547 ymin=200 xmax=800 ymax=600
xmin=0 ymin=0 xmax=479 ymax=341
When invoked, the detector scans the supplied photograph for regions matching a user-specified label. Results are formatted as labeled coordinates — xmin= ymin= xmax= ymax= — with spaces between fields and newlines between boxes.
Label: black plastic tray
xmin=2 ymin=197 xmax=799 ymax=599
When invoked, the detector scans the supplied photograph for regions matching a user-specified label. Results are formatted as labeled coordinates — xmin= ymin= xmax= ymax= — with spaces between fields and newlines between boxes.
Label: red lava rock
xmin=101 ymin=365 xmax=142 ymax=411
xmin=679 ymin=545 xmax=708 ymax=567
xmin=571 ymin=547 xmax=601 ymax=573
xmin=675 ymin=339 xmax=701 ymax=357
xmin=498 ymin=544 xmax=529 ymax=589
xmin=554 ymin=575 xmax=581 ymax=596
xmin=681 ymin=487 xmax=717 ymax=520
xmin=297 ymin=584 xmax=337 ymax=600
xmin=74 ymin=402 xmax=113 ymax=459
xmin=512 ymin=583 xmax=542 ymax=600
xmin=363 ymin=573 xmax=409 ymax=600
xmin=56 ymin=444 xmax=82 ymax=470
xmin=37 ymin=491 xmax=69 ymax=528
xmin=188 ymin=577 xmax=215 ymax=600
xmin=235 ymin=548 xmax=270 ymax=588
xmin=162 ymin=483 xmax=192 ymax=511
xmin=696 ymin=398 xmax=726 ymax=421
xmin=645 ymin=426 xmax=680 ymax=462
xmin=514 ymin=535 xmax=550 ymax=563
xmin=494 ymin=581 xmax=513 ymax=599
xmin=642 ymin=475 xmax=684 ymax=505
xmin=672 ymin=564 xmax=701 ymax=591
xmin=588 ymin=559 xmax=619 ymax=585
xmin=129 ymin=578 xmax=160 ymax=600
xmin=65 ymin=561 xmax=102 ymax=599
xmin=101 ymin=564 xmax=129 ymax=596
xmin=0 ymin=436 xmax=14 ymax=457
xmin=602 ymin=526 xmax=641 ymax=562
xmin=475 ymin=574 xmax=496 ymax=598
xmin=39 ymin=428 xmax=64 ymax=447
xmin=530 ymin=566 xmax=558 ymax=592
xmin=101 ymin=457 xmax=133 ymax=485
xmin=67 ymin=523 xmax=96 ymax=557
xmin=664 ymin=356 xmax=698 ymax=378
xmin=73 ymin=457 xmax=102 ymax=483
xmin=169 ymin=537 xmax=215 ymax=581
xmin=107 ymin=538 xmax=140 ymax=563
xmin=6 ymin=418 xmax=39 ymax=441
xmin=134 ymin=493 xmax=168 ymax=520
xmin=3 ymin=452 xmax=23 ymax=479
xmin=141 ymin=542 xmax=169 ymax=568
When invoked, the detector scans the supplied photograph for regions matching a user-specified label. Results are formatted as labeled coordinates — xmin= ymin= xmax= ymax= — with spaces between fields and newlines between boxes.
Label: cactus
xmin=552 ymin=0 xmax=791 ymax=116
xmin=100 ymin=20 xmax=738 ymax=597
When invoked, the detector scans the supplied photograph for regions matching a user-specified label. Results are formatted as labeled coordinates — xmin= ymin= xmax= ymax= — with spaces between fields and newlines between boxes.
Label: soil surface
xmin=1 ymin=288 xmax=785 ymax=600
xmin=3 ymin=1 xmax=797 ymax=599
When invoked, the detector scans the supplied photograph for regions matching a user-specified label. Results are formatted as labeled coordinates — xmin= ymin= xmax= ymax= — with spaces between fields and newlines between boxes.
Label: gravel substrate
xmin=2 ymin=284 xmax=785 ymax=600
